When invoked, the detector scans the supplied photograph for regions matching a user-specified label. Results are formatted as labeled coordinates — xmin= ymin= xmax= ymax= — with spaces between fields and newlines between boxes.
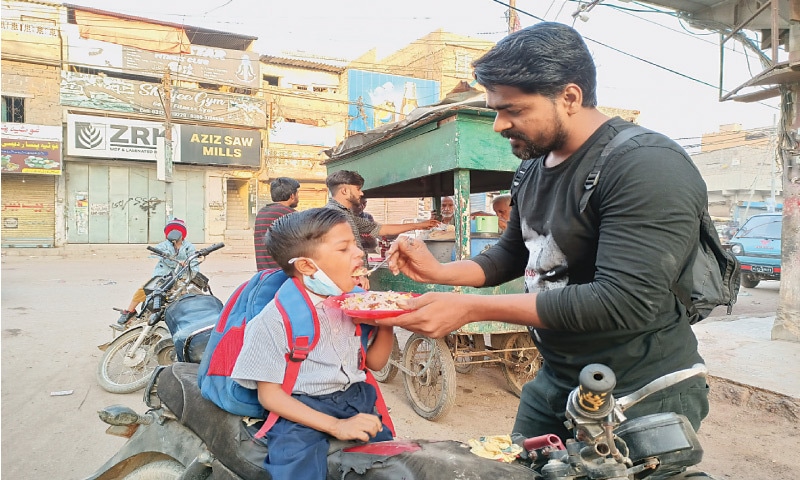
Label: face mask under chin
xmin=289 ymin=258 xmax=344 ymax=297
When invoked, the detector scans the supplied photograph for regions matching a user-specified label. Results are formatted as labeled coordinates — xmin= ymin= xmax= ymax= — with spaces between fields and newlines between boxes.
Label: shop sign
xmin=64 ymin=25 xmax=259 ymax=89
xmin=180 ymin=125 xmax=260 ymax=167
xmin=61 ymin=71 xmax=266 ymax=128
xmin=66 ymin=114 xmax=179 ymax=162
xmin=1 ymin=123 xmax=62 ymax=175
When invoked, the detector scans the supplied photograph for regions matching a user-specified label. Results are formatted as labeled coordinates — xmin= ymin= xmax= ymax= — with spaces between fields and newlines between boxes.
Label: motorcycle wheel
xmin=371 ymin=333 xmax=400 ymax=383
xmin=501 ymin=332 xmax=542 ymax=397
xmin=122 ymin=459 xmax=185 ymax=479
xmin=401 ymin=334 xmax=456 ymax=420
xmin=96 ymin=326 xmax=171 ymax=394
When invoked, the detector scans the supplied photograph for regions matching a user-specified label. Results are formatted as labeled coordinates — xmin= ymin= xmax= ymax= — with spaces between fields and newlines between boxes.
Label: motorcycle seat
xmin=156 ymin=362 xmax=270 ymax=480
xmin=164 ymin=294 xmax=223 ymax=362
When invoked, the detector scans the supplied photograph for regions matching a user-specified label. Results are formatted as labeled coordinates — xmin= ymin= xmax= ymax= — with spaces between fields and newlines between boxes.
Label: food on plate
xmin=341 ymin=291 xmax=414 ymax=311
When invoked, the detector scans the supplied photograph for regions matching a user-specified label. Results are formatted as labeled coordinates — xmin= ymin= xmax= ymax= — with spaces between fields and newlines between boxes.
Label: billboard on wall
xmin=65 ymin=114 xmax=260 ymax=167
xmin=1 ymin=123 xmax=62 ymax=175
xmin=347 ymin=70 xmax=440 ymax=133
xmin=180 ymin=125 xmax=261 ymax=167
xmin=66 ymin=114 xmax=177 ymax=162
xmin=63 ymin=25 xmax=259 ymax=89
xmin=61 ymin=71 xmax=267 ymax=128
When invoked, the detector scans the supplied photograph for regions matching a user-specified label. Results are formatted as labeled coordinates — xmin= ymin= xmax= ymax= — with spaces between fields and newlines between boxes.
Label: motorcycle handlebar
xmin=199 ymin=242 xmax=225 ymax=257
xmin=146 ymin=246 xmax=170 ymax=258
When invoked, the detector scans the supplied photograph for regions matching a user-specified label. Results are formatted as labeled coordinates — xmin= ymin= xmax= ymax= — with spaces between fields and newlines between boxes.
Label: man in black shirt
xmin=383 ymin=23 xmax=709 ymax=449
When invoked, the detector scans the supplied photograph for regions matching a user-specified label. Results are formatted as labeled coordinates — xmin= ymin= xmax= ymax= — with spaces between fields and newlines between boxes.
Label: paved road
xmin=0 ymin=250 xmax=783 ymax=479
xmin=1 ymin=252 xmax=256 ymax=479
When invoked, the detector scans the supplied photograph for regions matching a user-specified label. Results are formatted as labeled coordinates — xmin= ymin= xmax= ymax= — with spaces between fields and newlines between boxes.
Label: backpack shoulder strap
xmin=256 ymin=277 xmax=319 ymax=438
xmin=579 ymin=125 xmax=651 ymax=213
xmin=509 ymin=159 xmax=535 ymax=204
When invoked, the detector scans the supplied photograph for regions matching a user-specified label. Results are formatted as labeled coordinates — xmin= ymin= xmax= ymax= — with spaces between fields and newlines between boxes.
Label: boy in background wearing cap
xmin=114 ymin=218 xmax=197 ymax=329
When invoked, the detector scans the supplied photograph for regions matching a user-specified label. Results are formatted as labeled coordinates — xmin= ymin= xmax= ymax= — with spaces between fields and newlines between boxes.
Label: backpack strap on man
xmin=509 ymin=159 xmax=535 ymax=204
xmin=579 ymin=126 xmax=651 ymax=213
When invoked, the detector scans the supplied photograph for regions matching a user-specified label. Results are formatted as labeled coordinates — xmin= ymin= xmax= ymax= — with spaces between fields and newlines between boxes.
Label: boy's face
xmin=305 ymin=222 xmax=364 ymax=292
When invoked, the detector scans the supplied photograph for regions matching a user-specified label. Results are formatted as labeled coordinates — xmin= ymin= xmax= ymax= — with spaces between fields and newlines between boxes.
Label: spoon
xmin=365 ymin=256 xmax=390 ymax=276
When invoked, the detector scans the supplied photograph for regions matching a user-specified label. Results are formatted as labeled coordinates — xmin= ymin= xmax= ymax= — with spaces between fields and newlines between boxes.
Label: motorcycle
xmin=85 ymin=360 xmax=710 ymax=479
xmin=96 ymin=243 xmax=225 ymax=394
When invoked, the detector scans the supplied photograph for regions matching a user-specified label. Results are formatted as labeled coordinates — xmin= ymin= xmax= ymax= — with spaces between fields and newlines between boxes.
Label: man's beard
xmin=347 ymin=192 xmax=361 ymax=209
xmin=501 ymin=118 xmax=567 ymax=160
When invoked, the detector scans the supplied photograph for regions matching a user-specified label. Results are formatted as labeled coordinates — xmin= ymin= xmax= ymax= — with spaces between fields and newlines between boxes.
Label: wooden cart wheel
xmin=446 ymin=334 xmax=477 ymax=374
xmin=371 ymin=333 xmax=400 ymax=383
xmin=501 ymin=332 xmax=542 ymax=397
xmin=401 ymin=334 xmax=457 ymax=420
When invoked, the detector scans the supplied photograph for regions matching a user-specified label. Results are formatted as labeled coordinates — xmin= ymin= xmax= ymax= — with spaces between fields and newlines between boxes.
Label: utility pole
xmin=772 ymin=8 xmax=800 ymax=342
xmin=507 ymin=0 xmax=521 ymax=35
xmin=160 ymin=69 xmax=174 ymax=222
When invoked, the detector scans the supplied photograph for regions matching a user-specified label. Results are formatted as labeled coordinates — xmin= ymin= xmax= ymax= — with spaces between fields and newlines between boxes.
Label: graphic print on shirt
xmin=521 ymin=221 xmax=568 ymax=293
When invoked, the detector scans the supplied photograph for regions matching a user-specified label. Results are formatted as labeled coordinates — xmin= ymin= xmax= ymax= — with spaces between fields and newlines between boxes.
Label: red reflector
xmin=741 ymin=265 xmax=752 ymax=271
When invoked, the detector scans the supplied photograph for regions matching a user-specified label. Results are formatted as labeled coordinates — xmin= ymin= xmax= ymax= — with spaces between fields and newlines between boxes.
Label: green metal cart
xmin=325 ymin=100 xmax=542 ymax=420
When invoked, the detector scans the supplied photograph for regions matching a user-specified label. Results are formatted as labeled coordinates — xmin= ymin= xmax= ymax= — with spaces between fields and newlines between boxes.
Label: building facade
xmin=1 ymin=0 xmax=63 ymax=247
xmin=691 ymin=124 xmax=781 ymax=222
xmin=1 ymin=1 xmax=272 ymax=249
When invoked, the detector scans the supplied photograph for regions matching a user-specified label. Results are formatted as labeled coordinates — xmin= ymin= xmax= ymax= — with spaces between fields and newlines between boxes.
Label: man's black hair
xmin=270 ymin=177 xmax=300 ymax=202
xmin=472 ymin=22 xmax=597 ymax=107
xmin=326 ymin=170 xmax=365 ymax=195
xmin=265 ymin=208 xmax=349 ymax=274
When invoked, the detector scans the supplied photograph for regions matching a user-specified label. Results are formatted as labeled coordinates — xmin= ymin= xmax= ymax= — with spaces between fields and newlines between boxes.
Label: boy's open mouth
xmin=351 ymin=266 xmax=368 ymax=277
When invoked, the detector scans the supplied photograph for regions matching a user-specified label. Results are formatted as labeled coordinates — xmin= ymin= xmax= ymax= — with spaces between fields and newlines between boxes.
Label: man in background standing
xmin=324 ymin=170 xmax=439 ymax=282
xmin=254 ymin=177 xmax=300 ymax=270
xmin=353 ymin=195 xmax=379 ymax=253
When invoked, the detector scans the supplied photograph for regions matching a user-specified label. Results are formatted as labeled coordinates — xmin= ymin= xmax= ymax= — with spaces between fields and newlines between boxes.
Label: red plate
xmin=328 ymin=292 xmax=419 ymax=319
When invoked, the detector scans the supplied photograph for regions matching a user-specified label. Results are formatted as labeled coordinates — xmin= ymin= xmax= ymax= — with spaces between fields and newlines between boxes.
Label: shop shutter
xmin=1 ymin=175 xmax=56 ymax=247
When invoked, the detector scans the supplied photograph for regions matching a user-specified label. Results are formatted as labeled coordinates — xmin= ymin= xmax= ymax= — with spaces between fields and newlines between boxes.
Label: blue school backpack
xmin=197 ymin=269 xmax=394 ymax=438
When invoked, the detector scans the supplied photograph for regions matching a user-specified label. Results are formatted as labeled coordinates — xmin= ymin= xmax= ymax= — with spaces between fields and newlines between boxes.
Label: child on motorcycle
xmin=231 ymin=208 xmax=394 ymax=479
xmin=114 ymin=218 xmax=197 ymax=329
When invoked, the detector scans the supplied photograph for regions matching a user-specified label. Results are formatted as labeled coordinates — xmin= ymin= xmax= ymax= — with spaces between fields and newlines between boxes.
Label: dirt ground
xmin=1 ymin=252 xmax=797 ymax=479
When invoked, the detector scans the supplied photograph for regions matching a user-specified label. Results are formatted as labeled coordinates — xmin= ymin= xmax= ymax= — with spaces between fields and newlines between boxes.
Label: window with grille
xmin=2 ymin=96 xmax=25 ymax=123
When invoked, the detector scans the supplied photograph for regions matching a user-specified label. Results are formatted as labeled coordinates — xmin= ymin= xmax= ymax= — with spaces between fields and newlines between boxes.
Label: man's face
xmin=441 ymin=197 xmax=455 ymax=218
xmin=493 ymin=201 xmax=511 ymax=221
xmin=343 ymin=184 xmax=363 ymax=209
xmin=307 ymin=223 xmax=364 ymax=293
xmin=288 ymin=192 xmax=299 ymax=209
xmin=486 ymin=85 xmax=568 ymax=160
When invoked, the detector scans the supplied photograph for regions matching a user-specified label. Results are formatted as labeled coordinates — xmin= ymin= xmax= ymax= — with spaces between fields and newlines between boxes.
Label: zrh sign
xmin=67 ymin=114 xmax=179 ymax=162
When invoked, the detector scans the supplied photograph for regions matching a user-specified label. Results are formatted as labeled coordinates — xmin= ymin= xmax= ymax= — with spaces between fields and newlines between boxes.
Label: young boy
xmin=231 ymin=208 xmax=394 ymax=479
xmin=114 ymin=218 xmax=197 ymax=329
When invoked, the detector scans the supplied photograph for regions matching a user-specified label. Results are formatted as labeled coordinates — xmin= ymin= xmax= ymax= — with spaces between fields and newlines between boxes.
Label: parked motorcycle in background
xmin=85 ymin=361 xmax=711 ymax=479
xmin=96 ymin=243 xmax=225 ymax=394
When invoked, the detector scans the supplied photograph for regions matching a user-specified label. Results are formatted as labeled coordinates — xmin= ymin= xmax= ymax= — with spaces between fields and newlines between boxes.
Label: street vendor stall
xmin=325 ymin=96 xmax=542 ymax=420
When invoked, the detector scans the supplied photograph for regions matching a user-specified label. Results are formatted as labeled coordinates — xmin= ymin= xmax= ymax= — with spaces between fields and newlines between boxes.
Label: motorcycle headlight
xmin=730 ymin=243 xmax=743 ymax=255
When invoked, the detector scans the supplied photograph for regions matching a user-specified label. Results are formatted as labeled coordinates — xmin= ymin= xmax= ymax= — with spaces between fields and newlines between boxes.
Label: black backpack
xmin=510 ymin=125 xmax=740 ymax=324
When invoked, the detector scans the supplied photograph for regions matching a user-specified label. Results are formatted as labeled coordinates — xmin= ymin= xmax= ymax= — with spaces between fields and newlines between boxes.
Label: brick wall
xmin=1 ymin=60 xmax=61 ymax=126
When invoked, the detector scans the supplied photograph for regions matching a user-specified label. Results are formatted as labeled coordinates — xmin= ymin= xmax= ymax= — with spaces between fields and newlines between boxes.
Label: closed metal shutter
xmin=1 ymin=175 xmax=56 ymax=247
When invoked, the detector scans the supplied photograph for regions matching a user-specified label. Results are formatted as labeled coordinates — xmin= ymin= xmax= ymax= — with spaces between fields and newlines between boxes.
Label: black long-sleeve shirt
xmin=472 ymin=118 xmax=708 ymax=393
